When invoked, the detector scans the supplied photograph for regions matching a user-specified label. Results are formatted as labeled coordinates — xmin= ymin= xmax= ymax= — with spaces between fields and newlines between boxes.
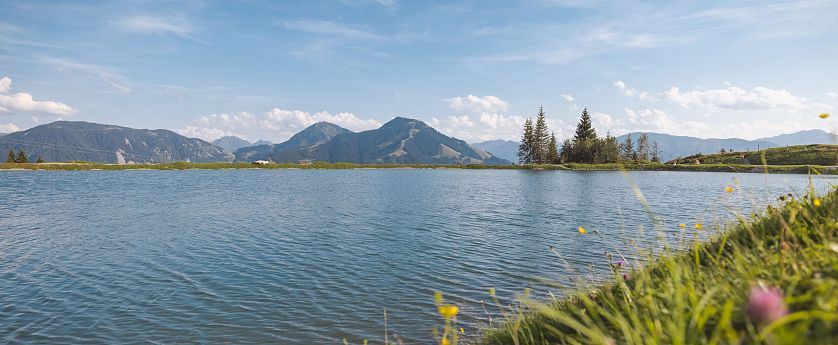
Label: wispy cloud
xmin=112 ymin=15 xmax=194 ymax=37
xmin=41 ymin=57 xmax=131 ymax=93
xmin=282 ymin=20 xmax=384 ymax=40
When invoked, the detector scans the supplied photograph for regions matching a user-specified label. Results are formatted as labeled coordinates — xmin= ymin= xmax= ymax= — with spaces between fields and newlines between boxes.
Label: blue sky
xmin=1 ymin=0 xmax=836 ymax=143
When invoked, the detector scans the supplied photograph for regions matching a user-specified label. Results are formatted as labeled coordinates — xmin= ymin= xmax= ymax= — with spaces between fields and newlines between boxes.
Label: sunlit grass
xmin=471 ymin=186 xmax=837 ymax=344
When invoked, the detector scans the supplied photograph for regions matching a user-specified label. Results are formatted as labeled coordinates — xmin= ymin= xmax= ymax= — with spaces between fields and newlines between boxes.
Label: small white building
xmin=253 ymin=160 xmax=270 ymax=165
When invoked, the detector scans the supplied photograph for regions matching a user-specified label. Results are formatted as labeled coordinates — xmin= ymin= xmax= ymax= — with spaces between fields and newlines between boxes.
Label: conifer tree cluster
xmin=559 ymin=108 xmax=620 ymax=163
xmin=5 ymin=149 xmax=41 ymax=163
xmin=517 ymin=107 xmax=663 ymax=165
xmin=518 ymin=106 xmax=559 ymax=164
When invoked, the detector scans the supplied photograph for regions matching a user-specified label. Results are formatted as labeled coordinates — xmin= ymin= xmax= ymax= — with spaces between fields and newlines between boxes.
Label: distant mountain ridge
xmin=472 ymin=139 xmax=519 ymax=163
xmin=212 ymin=136 xmax=252 ymax=152
xmin=758 ymin=129 xmax=834 ymax=146
xmin=235 ymin=122 xmax=352 ymax=162
xmin=0 ymin=121 xmax=232 ymax=163
xmin=616 ymin=132 xmax=776 ymax=162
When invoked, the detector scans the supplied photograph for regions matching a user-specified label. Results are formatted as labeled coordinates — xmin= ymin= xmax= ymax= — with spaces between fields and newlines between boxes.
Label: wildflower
xmin=578 ymin=226 xmax=587 ymax=234
xmin=694 ymin=223 xmax=703 ymax=230
xmin=813 ymin=198 xmax=821 ymax=207
xmin=613 ymin=259 xmax=625 ymax=268
xmin=441 ymin=338 xmax=450 ymax=345
xmin=725 ymin=185 xmax=734 ymax=193
xmin=679 ymin=223 xmax=686 ymax=229
xmin=488 ymin=287 xmax=496 ymax=296
xmin=819 ymin=113 xmax=830 ymax=119
xmin=747 ymin=286 xmax=788 ymax=325
xmin=460 ymin=327 xmax=465 ymax=334
xmin=434 ymin=291 xmax=443 ymax=304
xmin=622 ymin=273 xmax=630 ymax=281
xmin=438 ymin=304 xmax=459 ymax=318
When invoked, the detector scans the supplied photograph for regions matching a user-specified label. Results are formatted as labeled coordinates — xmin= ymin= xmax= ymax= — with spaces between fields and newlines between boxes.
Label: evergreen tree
xmin=573 ymin=108 xmax=596 ymax=142
xmin=36 ymin=155 xmax=44 ymax=163
xmin=6 ymin=148 xmax=14 ymax=163
xmin=533 ymin=106 xmax=549 ymax=163
xmin=620 ymin=133 xmax=635 ymax=161
xmin=517 ymin=118 xmax=534 ymax=165
xmin=593 ymin=133 xmax=620 ymax=163
xmin=15 ymin=149 xmax=28 ymax=163
xmin=560 ymin=139 xmax=573 ymax=163
xmin=651 ymin=141 xmax=661 ymax=162
xmin=636 ymin=133 xmax=650 ymax=161
xmin=546 ymin=132 xmax=559 ymax=164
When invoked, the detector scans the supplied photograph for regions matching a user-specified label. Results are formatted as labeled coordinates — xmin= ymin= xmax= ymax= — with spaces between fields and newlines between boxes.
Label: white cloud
xmin=828 ymin=92 xmax=837 ymax=99
xmin=613 ymin=80 xmax=655 ymax=100
xmin=0 ymin=77 xmax=76 ymax=116
xmin=591 ymin=108 xmax=710 ymax=137
xmin=445 ymin=95 xmax=509 ymax=113
xmin=112 ymin=15 xmax=194 ymax=37
xmin=664 ymin=85 xmax=832 ymax=111
xmin=561 ymin=94 xmax=574 ymax=102
xmin=178 ymin=108 xmax=382 ymax=142
xmin=0 ymin=122 xmax=19 ymax=133
xmin=0 ymin=77 xmax=10 ymax=93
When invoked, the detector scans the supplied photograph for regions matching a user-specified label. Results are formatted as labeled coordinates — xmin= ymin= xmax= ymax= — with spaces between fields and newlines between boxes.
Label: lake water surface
xmin=1 ymin=170 xmax=834 ymax=344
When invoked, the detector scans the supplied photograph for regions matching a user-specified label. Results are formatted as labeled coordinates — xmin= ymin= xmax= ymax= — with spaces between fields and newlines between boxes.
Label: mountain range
xmin=239 ymin=117 xmax=510 ymax=165
xmin=0 ymin=121 xmax=232 ymax=163
xmin=0 ymin=119 xmax=831 ymax=165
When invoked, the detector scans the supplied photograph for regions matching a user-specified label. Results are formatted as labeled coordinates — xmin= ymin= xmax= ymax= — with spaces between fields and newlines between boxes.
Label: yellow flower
xmin=679 ymin=223 xmax=686 ymax=228
xmin=434 ymin=291 xmax=443 ymax=304
xmin=460 ymin=327 xmax=465 ymax=334
xmin=695 ymin=223 xmax=703 ymax=230
xmin=364 ymin=340 xmax=368 ymax=345
xmin=813 ymin=198 xmax=821 ymax=207
xmin=488 ymin=287 xmax=496 ymax=296
xmin=438 ymin=304 xmax=459 ymax=318
xmin=819 ymin=113 xmax=830 ymax=119
xmin=578 ymin=226 xmax=587 ymax=234
xmin=441 ymin=338 xmax=450 ymax=345
xmin=725 ymin=186 xmax=734 ymax=193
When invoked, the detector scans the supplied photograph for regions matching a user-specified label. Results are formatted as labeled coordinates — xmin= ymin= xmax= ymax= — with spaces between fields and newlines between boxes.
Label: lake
xmin=0 ymin=169 xmax=834 ymax=344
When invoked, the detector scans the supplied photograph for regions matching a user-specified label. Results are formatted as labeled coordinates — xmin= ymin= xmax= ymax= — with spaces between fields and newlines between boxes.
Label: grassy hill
xmin=668 ymin=144 xmax=838 ymax=166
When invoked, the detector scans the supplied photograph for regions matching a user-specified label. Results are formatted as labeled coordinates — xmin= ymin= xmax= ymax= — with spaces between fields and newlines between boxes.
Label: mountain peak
xmin=382 ymin=116 xmax=427 ymax=128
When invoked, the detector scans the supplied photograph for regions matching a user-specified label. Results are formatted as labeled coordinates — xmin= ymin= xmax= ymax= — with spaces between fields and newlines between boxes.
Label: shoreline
xmin=1 ymin=162 xmax=836 ymax=174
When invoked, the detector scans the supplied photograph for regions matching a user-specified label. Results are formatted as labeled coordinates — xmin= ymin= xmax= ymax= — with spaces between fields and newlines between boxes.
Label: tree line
xmin=6 ymin=149 xmax=43 ymax=163
xmin=518 ymin=107 xmax=661 ymax=164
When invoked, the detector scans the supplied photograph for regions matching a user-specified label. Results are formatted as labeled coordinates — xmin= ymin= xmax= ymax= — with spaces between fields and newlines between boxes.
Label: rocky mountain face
xmin=0 ymin=121 xmax=232 ymax=163
xmin=270 ymin=117 xmax=511 ymax=165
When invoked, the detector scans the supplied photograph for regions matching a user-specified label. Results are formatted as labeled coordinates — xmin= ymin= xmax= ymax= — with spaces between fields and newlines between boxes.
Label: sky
xmin=0 ymin=0 xmax=836 ymax=143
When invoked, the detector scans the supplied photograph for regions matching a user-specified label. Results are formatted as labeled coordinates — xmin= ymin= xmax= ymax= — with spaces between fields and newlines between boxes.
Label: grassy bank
xmin=669 ymin=144 xmax=838 ymax=166
xmin=476 ymin=187 xmax=837 ymax=345
xmin=1 ymin=161 xmax=837 ymax=174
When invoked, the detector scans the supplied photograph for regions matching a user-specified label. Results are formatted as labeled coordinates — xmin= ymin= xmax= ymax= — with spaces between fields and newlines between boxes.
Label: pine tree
xmin=533 ymin=106 xmax=549 ymax=163
xmin=652 ymin=141 xmax=661 ymax=162
xmin=6 ymin=148 xmax=15 ymax=163
xmin=36 ymin=155 xmax=44 ymax=163
xmin=517 ymin=118 xmax=534 ymax=165
xmin=636 ymin=133 xmax=649 ymax=161
xmin=15 ymin=149 xmax=28 ymax=163
xmin=573 ymin=108 xmax=596 ymax=142
xmin=546 ymin=132 xmax=559 ymax=164
xmin=620 ymin=133 xmax=635 ymax=161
